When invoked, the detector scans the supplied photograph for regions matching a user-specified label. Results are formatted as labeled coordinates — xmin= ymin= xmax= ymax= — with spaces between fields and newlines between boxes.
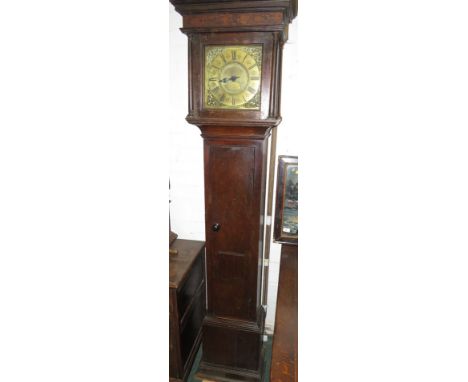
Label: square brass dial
xmin=204 ymin=45 xmax=262 ymax=110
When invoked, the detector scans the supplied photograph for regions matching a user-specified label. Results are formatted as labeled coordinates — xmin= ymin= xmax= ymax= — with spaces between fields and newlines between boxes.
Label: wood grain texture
xmin=203 ymin=135 xmax=268 ymax=322
xmin=270 ymin=245 xmax=298 ymax=382
xmin=196 ymin=132 xmax=268 ymax=380
xmin=184 ymin=11 xmax=283 ymax=28
xmin=170 ymin=0 xmax=297 ymax=24
xmin=169 ymin=239 xmax=206 ymax=381
xmin=169 ymin=239 xmax=205 ymax=289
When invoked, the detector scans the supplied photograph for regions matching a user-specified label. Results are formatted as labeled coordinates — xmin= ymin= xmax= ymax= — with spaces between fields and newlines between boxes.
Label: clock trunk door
xmin=204 ymin=140 xmax=263 ymax=321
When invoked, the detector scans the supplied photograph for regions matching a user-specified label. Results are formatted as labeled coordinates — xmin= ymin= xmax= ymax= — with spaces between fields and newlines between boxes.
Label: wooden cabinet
xmin=270 ymin=245 xmax=298 ymax=382
xmin=169 ymin=239 xmax=206 ymax=382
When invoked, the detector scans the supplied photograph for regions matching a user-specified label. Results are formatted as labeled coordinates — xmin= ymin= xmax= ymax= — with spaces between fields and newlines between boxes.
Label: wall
xmin=169 ymin=7 xmax=299 ymax=333
xmin=169 ymin=8 xmax=205 ymax=240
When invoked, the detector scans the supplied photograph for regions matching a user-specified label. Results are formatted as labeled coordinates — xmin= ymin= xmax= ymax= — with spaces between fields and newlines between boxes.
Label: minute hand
xmin=219 ymin=75 xmax=240 ymax=83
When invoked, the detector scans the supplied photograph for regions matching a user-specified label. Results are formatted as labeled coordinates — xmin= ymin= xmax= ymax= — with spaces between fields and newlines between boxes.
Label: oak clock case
xmin=176 ymin=33 xmax=277 ymax=382
xmin=170 ymin=1 xmax=297 ymax=380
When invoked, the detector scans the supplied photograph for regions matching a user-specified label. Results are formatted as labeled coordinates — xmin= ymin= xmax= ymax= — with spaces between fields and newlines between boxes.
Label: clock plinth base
xmin=196 ymin=344 xmax=266 ymax=382
xmin=197 ymin=308 xmax=266 ymax=382
xmin=196 ymin=354 xmax=265 ymax=382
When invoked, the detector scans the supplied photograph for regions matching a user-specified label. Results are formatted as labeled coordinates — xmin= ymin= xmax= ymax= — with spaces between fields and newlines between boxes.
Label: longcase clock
xmin=169 ymin=1 xmax=297 ymax=381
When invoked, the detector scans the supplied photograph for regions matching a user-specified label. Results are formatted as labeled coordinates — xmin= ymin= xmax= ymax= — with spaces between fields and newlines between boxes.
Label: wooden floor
xmin=270 ymin=245 xmax=298 ymax=382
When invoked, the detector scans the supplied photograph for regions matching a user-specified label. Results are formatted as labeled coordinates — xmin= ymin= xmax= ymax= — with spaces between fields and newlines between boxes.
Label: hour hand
xmin=219 ymin=75 xmax=239 ymax=83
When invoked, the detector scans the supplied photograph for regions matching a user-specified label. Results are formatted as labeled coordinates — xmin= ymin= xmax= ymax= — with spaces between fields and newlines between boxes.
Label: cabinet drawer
xmin=180 ymin=285 xmax=205 ymax=369
xmin=177 ymin=253 xmax=204 ymax=319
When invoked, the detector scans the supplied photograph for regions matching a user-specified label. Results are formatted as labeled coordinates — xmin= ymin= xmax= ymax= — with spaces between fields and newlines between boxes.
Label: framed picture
xmin=273 ymin=155 xmax=298 ymax=245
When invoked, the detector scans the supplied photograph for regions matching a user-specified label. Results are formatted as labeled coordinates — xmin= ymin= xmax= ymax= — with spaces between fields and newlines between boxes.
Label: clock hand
xmin=219 ymin=75 xmax=240 ymax=83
